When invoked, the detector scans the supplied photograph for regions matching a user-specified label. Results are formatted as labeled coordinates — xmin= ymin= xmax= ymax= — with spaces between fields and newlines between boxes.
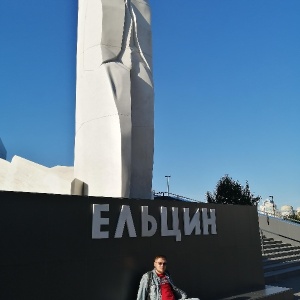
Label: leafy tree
xmin=206 ymin=174 xmax=261 ymax=206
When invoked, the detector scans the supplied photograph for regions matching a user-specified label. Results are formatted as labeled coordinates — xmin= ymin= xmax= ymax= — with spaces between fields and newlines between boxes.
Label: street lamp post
xmin=165 ymin=176 xmax=171 ymax=196
xmin=269 ymin=195 xmax=275 ymax=216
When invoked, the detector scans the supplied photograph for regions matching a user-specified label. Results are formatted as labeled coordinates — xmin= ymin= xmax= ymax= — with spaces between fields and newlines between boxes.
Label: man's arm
xmin=136 ymin=273 xmax=149 ymax=300
xmin=166 ymin=274 xmax=187 ymax=300
xmin=172 ymin=285 xmax=187 ymax=300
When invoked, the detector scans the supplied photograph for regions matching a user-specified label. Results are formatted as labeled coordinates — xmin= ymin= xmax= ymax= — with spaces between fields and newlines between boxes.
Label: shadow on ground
xmin=269 ymin=275 xmax=300 ymax=299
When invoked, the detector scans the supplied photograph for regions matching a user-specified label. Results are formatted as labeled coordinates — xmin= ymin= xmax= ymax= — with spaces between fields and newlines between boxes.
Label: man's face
xmin=154 ymin=257 xmax=167 ymax=274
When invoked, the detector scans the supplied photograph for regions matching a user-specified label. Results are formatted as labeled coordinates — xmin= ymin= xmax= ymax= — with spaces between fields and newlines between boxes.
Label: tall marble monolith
xmin=74 ymin=0 xmax=154 ymax=199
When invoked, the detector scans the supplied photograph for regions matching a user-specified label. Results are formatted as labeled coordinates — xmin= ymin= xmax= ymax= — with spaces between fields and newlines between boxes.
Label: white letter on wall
xmin=92 ymin=204 xmax=109 ymax=239
xmin=115 ymin=205 xmax=137 ymax=238
xmin=202 ymin=208 xmax=217 ymax=235
xmin=161 ymin=207 xmax=181 ymax=242
xmin=183 ymin=208 xmax=201 ymax=235
xmin=141 ymin=206 xmax=157 ymax=237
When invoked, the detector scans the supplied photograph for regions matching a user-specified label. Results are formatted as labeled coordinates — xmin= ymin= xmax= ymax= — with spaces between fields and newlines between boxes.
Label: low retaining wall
xmin=259 ymin=214 xmax=300 ymax=246
xmin=0 ymin=191 xmax=264 ymax=300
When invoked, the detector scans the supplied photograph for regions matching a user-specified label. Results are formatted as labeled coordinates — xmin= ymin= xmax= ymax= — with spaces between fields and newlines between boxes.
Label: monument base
xmin=0 ymin=191 xmax=274 ymax=299
xmin=0 ymin=156 xmax=73 ymax=195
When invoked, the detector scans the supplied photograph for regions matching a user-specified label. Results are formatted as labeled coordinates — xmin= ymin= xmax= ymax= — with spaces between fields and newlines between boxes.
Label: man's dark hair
xmin=154 ymin=255 xmax=167 ymax=261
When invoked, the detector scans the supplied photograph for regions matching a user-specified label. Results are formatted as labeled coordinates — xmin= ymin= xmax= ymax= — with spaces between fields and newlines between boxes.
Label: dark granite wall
xmin=0 ymin=191 xmax=264 ymax=300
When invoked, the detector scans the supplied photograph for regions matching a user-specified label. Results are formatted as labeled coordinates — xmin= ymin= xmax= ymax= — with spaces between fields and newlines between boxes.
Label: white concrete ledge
xmin=0 ymin=156 xmax=74 ymax=195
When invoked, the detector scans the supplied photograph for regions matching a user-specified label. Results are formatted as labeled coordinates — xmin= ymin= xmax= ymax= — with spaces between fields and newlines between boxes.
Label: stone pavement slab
xmin=268 ymin=275 xmax=300 ymax=299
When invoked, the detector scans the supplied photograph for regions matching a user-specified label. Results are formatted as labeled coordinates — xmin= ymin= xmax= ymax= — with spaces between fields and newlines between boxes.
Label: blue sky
xmin=0 ymin=0 xmax=299 ymax=209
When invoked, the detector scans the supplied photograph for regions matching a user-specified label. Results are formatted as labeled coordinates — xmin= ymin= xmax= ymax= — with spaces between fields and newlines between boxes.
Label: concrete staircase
xmin=262 ymin=236 xmax=300 ymax=284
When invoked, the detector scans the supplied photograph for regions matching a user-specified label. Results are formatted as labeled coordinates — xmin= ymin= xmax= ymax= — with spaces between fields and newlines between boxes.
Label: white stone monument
xmin=0 ymin=0 xmax=154 ymax=199
xmin=74 ymin=0 xmax=154 ymax=199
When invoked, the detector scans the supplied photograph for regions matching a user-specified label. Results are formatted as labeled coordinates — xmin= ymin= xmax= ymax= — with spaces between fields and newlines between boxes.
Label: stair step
xmin=262 ymin=240 xmax=283 ymax=246
xmin=262 ymin=243 xmax=290 ymax=249
xmin=263 ymin=253 xmax=300 ymax=265
xmin=264 ymin=264 xmax=300 ymax=284
xmin=263 ymin=248 xmax=300 ymax=259
xmin=262 ymin=237 xmax=274 ymax=241
xmin=262 ymin=245 xmax=300 ymax=254
xmin=263 ymin=259 xmax=300 ymax=272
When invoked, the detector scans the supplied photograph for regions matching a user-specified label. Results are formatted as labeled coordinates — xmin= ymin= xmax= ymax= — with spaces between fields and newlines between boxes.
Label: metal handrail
xmin=260 ymin=228 xmax=264 ymax=255
xmin=257 ymin=209 xmax=300 ymax=224
xmin=153 ymin=191 xmax=202 ymax=203
xmin=257 ymin=209 xmax=279 ymax=218
xmin=284 ymin=216 xmax=300 ymax=224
